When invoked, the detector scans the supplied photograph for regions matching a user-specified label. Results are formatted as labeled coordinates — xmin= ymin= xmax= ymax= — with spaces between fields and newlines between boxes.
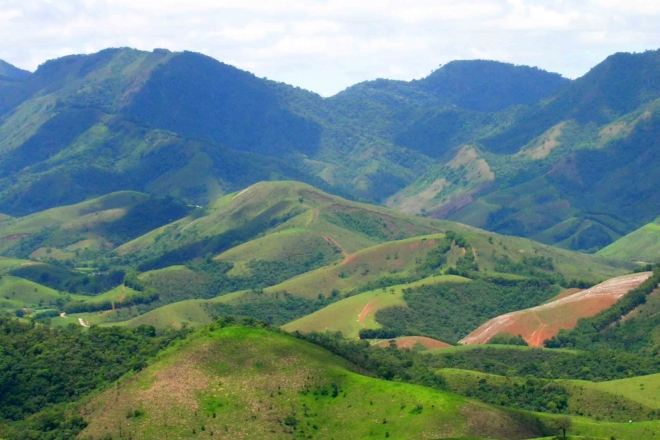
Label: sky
xmin=2 ymin=0 xmax=660 ymax=96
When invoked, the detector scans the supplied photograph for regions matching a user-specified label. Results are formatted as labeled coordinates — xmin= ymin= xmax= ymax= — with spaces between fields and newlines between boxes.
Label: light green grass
xmin=216 ymin=228 xmax=342 ymax=276
xmin=598 ymin=220 xmax=660 ymax=263
xmin=77 ymin=326 xmax=554 ymax=440
xmin=0 ymin=276 xmax=63 ymax=311
xmin=592 ymin=374 xmax=660 ymax=409
xmin=264 ymin=234 xmax=449 ymax=299
xmin=283 ymin=275 xmax=469 ymax=338
xmin=82 ymin=285 xmax=138 ymax=304
xmin=0 ymin=257 xmax=32 ymax=274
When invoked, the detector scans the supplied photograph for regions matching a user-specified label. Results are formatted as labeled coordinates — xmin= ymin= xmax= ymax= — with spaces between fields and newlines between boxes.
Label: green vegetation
xmin=0 ymin=317 xmax=188 ymax=422
xmin=488 ymin=333 xmax=529 ymax=346
xmin=438 ymin=368 xmax=659 ymax=421
xmin=45 ymin=323 xmax=558 ymax=440
xmin=598 ymin=218 xmax=660 ymax=262
xmin=10 ymin=264 xmax=125 ymax=295
xmin=424 ymin=346 xmax=660 ymax=382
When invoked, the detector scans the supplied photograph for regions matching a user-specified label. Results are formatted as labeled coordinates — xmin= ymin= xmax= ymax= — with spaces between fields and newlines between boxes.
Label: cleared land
xmin=376 ymin=336 xmax=452 ymax=350
xmin=460 ymin=272 xmax=653 ymax=346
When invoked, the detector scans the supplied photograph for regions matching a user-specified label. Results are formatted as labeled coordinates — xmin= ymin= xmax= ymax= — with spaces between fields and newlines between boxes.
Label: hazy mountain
xmin=0 ymin=60 xmax=30 ymax=82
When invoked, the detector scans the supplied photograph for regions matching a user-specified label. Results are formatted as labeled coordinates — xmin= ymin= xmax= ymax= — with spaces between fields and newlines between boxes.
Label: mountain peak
xmin=416 ymin=59 xmax=568 ymax=112
xmin=0 ymin=59 xmax=31 ymax=82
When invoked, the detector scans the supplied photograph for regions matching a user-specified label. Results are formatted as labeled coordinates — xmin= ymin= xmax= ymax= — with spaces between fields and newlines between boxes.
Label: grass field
xmin=438 ymin=368 xmax=660 ymax=424
xmin=0 ymin=275 xmax=68 ymax=311
xmin=78 ymin=326 xmax=562 ymax=440
xmin=0 ymin=257 xmax=33 ymax=274
xmin=0 ymin=191 xmax=147 ymax=239
xmin=282 ymin=275 xmax=469 ymax=338
xmin=592 ymin=374 xmax=660 ymax=409
xmin=216 ymin=228 xmax=343 ymax=276
xmin=598 ymin=219 xmax=660 ymax=263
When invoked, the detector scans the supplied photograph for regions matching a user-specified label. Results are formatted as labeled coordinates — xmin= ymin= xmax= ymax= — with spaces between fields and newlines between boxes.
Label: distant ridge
xmin=0 ymin=60 xmax=30 ymax=81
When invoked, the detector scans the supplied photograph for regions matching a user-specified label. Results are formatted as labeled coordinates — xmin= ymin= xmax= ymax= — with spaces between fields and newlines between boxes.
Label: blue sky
xmin=2 ymin=0 xmax=660 ymax=96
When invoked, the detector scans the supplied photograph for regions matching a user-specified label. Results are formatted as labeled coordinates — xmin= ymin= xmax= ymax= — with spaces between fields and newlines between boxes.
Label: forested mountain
xmin=1 ymin=47 xmax=660 ymax=251
xmin=0 ymin=48 xmax=566 ymax=217
xmin=389 ymin=49 xmax=660 ymax=251
xmin=0 ymin=60 xmax=30 ymax=82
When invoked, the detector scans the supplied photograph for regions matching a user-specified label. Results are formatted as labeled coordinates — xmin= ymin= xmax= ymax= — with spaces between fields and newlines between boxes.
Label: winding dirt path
xmin=322 ymin=235 xmax=349 ymax=257
xmin=78 ymin=318 xmax=90 ymax=328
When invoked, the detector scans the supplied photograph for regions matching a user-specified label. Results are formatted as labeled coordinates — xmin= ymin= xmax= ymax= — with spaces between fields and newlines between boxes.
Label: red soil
xmin=358 ymin=298 xmax=377 ymax=327
xmin=377 ymin=336 xmax=452 ymax=350
xmin=0 ymin=234 xmax=29 ymax=241
xmin=460 ymin=272 xmax=653 ymax=347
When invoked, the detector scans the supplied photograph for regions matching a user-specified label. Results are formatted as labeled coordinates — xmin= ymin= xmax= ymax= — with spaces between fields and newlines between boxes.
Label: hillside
xmin=597 ymin=217 xmax=660 ymax=262
xmin=0 ymin=48 xmax=569 ymax=216
xmin=76 ymin=325 xmax=553 ymax=439
xmin=461 ymin=272 xmax=653 ymax=346
xmin=0 ymin=60 xmax=30 ymax=82
xmin=0 ymin=180 xmax=634 ymax=341
xmin=0 ymin=191 xmax=191 ymax=259
xmin=388 ymin=49 xmax=660 ymax=252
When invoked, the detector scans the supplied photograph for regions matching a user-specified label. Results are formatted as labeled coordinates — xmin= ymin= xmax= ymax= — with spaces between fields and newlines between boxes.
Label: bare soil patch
xmin=461 ymin=272 xmax=652 ymax=346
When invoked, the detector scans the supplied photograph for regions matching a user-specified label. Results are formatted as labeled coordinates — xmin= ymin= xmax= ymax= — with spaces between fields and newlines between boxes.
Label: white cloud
xmin=1 ymin=0 xmax=660 ymax=96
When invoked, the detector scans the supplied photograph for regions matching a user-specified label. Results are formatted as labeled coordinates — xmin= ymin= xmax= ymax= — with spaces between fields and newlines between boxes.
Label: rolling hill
xmin=0 ymin=191 xmax=190 ymax=258
xmin=25 ymin=180 xmax=630 ymax=335
xmin=73 ymin=325 xmax=564 ymax=439
xmin=3 ymin=46 xmax=660 ymax=254
xmin=597 ymin=217 xmax=660 ymax=262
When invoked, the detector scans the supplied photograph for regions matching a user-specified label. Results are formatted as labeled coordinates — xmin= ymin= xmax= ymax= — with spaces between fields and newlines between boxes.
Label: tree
xmin=551 ymin=416 xmax=572 ymax=440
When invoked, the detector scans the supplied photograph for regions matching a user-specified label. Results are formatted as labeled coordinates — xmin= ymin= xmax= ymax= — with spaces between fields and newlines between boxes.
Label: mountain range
xmin=2 ymin=47 xmax=660 ymax=253
xmin=2 ymin=46 xmax=660 ymax=439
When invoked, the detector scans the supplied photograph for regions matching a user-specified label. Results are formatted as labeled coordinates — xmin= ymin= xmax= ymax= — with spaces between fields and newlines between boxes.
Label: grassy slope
xmin=438 ymin=368 xmax=659 ymax=423
xmin=282 ymin=275 xmax=469 ymax=338
xmin=592 ymin=374 xmax=660 ymax=409
xmin=0 ymin=257 xmax=32 ymax=274
xmin=115 ymin=181 xmax=449 ymax=259
xmin=0 ymin=191 xmax=149 ymax=254
xmin=47 ymin=182 xmax=630 ymax=331
xmin=598 ymin=219 xmax=660 ymax=262
xmin=78 ymin=326 xmax=552 ymax=440
xmin=0 ymin=276 xmax=69 ymax=311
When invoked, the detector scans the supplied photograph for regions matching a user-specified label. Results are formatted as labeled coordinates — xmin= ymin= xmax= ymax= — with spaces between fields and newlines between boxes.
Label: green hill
xmin=0 ymin=191 xmax=190 ymax=259
xmin=48 ymin=181 xmax=629 ymax=331
xmin=597 ymin=218 xmax=660 ymax=262
xmin=282 ymin=275 xmax=469 ymax=338
xmin=76 ymin=325 xmax=552 ymax=439
xmin=0 ymin=60 xmax=30 ymax=82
